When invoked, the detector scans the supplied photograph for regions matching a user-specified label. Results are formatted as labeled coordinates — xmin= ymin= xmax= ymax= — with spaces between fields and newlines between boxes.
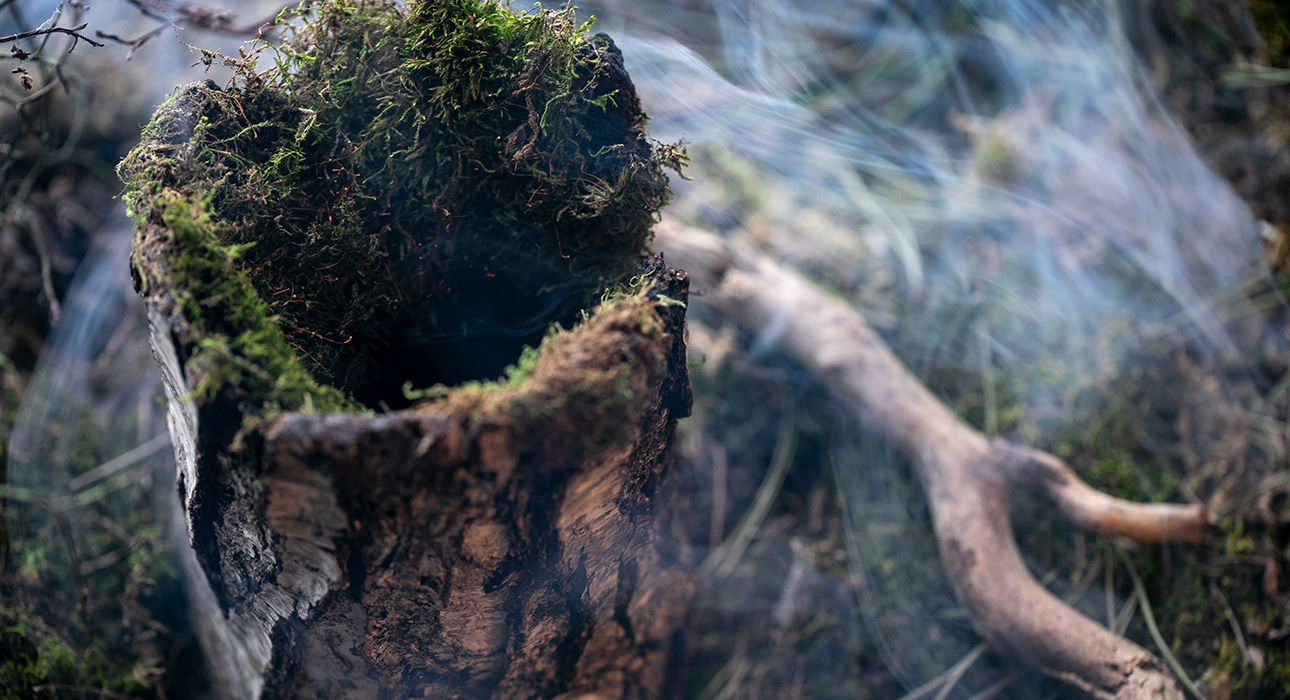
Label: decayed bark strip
xmin=146 ymin=261 xmax=694 ymax=699
xmin=655 ymin=221 xmax=1208 ymax=700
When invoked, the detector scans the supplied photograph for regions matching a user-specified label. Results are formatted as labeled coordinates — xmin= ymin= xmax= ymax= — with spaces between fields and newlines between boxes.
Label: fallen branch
xmin=655 ymin=220 xmax=1209 ymax=700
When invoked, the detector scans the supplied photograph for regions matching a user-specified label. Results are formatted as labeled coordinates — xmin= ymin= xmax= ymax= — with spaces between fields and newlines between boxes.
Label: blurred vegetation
xmin=636 ymin=0 xmax=1290 ymax=697
xmin=0 ymin=2 xmax=199 ymax=698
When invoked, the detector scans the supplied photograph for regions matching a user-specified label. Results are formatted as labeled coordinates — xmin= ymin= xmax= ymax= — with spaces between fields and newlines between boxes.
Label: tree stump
xmin=119 ymin=1 xmax=694 ymax=696
xmin=140 ymin=259 xmax=692 ymax=699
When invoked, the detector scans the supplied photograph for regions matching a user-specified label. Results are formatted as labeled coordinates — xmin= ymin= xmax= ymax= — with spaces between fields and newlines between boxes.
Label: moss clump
xmin=0 ymin=607 xmax=150 ymax=699
xmin=120 ymin=0 xmax=680 ymax=416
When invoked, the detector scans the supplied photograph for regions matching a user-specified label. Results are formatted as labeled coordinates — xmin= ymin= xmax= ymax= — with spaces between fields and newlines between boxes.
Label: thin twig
xmin=95 ymin=23 xmax=168 ymax=60
xmin=14 ymin=76 xmax=61 ymax=106
xmin=7 ymin=204 xmax=61 ymax=322
xmin=68 ymin=433 xmax=170 ymax=492
xmin=119 ymin=0 xmax=168 ymax=23
xmin=1064 ymin=553 xmax=1101 ymax=604
xmin=696 ymin=652 xmax=752 ymax=700
xmin=932 ymin=644 xmax=985 ymax=700
xmin=0 ymin=23 xmax=104 ymax=50
xmin=1106 ymin=553 xmax=1117 ymax=628
xmin=709 ymin=441 xmax=727 ymax=548
xmin=1113 ymin=594 xmax=1138 ymax=636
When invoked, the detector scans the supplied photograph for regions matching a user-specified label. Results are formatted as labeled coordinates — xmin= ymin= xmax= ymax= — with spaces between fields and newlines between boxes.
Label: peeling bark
xmin=142 ymin=256 xmax=694 ymax=699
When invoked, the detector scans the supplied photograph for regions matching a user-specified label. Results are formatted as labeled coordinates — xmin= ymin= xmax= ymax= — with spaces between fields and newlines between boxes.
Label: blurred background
xmin=4 ymin=0 xmax=1290 ymax=698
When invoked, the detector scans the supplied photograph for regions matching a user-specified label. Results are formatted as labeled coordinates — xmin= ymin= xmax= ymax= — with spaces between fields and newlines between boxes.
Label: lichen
xmin=119 ymin=0 xmax=682 ymax=417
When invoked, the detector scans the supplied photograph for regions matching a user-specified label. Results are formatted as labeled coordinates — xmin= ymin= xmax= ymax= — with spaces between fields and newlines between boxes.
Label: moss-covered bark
xmin=120 ymin=0 xmax=683 ymax=419
xmin=122 ymin=1 xmax=694 ymax=697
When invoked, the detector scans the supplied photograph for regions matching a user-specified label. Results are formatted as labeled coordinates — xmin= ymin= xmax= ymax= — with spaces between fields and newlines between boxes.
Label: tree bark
xmin=141 ymin=253 xmax=694 ymax=699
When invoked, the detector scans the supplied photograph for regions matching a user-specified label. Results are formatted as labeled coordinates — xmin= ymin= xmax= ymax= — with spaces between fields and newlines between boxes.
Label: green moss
xmin=0 ymin=608 xmax=149 ymax=699
xmin=148 ymin=190 xmax=362 ymax=418
xmin=120 ymin=0 xmax=680 ymax=416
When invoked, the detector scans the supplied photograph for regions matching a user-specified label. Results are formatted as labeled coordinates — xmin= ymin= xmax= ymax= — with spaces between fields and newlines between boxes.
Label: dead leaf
xmin=11 ymin=66 xmax=32 ymax=91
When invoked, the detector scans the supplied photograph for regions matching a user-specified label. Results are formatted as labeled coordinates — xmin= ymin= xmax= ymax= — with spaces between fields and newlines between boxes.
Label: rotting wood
xmin=655 ymin=220 xmax=1208 ymax=700
xmin=142 ymin=256 xmax=694 ymax=699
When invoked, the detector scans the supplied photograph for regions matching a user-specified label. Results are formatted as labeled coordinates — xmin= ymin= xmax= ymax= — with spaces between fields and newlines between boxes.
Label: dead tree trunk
xmin=119 ymin=3 xmax=696 ymax=695
xmin=142 ymin=259 xmax=693 ymax=699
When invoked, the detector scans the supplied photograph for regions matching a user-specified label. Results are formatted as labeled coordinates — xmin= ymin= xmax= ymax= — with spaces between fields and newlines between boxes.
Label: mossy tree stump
xmin=119 ymin=2 xmax=692 ymax=697
xmin=140 ymin=265 xmax=692 ymax=699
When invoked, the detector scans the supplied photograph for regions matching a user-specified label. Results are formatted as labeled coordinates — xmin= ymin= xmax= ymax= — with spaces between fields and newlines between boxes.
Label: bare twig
xmin=7 ymin=203 xmax=61 ymax=322
xmin=14 ymin=77 xmax=61 ymax=106
xmin=964 ymin=674 xmax=1016 ymax=700
xmin=68 ymin=433 xmax=170 ymax=492
xmin=0 ymin=23 xmax=104 ymax=50
xmin=179 ymin=0 xmax=312 ymax=39
xmin=95 ymin=24 xmax=168 ymax=60
xmin=119 ymin=0 xmax=169 ymax=23
xmin=657 ymin=220 xmax=1208 ymax=700
xmin=93 ymin=0 xmax=312 ymax=64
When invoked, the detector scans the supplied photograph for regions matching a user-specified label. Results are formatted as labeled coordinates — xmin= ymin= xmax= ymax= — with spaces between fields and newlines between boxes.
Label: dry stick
xmin=8 ymin=204 xmax=61 ymax=322
xmin=0 ymin=23 xmax=104 ymax=49
xmin=67 ymin=433 xmax=170 ymax=492
xmin=94 ymin=24 xmax=168 ymax=60
xmin=656 ymin=221 xmax=1209 ymax=700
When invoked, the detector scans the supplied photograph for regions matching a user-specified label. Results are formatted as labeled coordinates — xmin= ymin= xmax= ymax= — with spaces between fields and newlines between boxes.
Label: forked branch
xmin=656 ymin=221 xmax=1208 ymax=700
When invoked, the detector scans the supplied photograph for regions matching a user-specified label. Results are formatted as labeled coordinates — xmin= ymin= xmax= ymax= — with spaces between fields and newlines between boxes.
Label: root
xmin=656 ymin=221 xmax=1208 ymax=700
